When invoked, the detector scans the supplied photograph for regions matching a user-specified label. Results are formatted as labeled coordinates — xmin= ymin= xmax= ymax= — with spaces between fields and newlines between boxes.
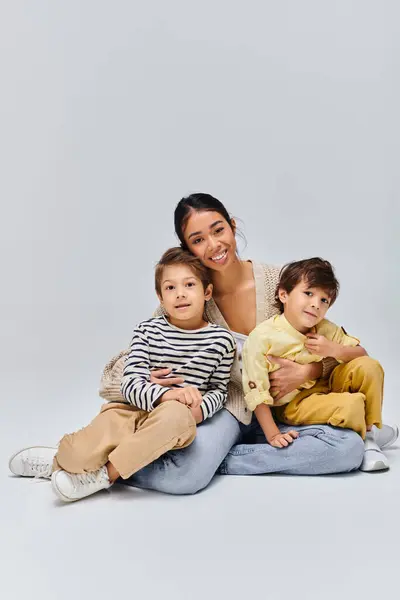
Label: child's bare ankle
xmin=106 ymin=461 xmax=120 ymax=483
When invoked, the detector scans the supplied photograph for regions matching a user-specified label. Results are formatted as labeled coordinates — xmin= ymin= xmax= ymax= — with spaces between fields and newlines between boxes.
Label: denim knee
xmin=152 ymin=453 xmax=216 ymax=495
xmin=331 ymin=429 xmax=364 ymax=472
xmin=120 ymin=459 xmax=204 ymax=495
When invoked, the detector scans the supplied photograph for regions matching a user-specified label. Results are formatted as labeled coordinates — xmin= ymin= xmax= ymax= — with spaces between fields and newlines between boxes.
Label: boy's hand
xmin=190 ymin=404 xmax=204 ymax=424
xmin=161 ymin=386 xmax=203 ymax=408
xmin=267 ymin=430 xmax=299 ymax=448
xmin=304 ymin=334 xmax=338 ymax=358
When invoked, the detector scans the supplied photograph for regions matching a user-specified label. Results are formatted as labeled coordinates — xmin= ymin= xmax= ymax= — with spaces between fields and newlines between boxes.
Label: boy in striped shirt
xmin=47 ymin=247 xmax=235 ymax=502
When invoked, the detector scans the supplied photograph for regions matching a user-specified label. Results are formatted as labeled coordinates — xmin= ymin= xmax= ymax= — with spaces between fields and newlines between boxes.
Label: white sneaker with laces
xmin=360 ymin=432 xmax=389 ymax=472
xmin=8 ymin=446 xmax=56 ymax=479
xmin=372 ymin=424 xmax=399 ymax=450
xmin=51 ymin=466 xmax=112 ymax=502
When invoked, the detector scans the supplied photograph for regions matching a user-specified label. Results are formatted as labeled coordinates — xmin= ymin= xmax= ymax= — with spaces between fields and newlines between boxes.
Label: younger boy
xmin=243 ymin=257 xmax=388 ymax=472
xmin=9 ymin=247 xmax=235 ymax=501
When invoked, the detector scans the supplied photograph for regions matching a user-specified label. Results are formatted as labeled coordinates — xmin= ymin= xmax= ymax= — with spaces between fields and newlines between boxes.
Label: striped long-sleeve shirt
xmin=121 ymin=316 xmax=236 ymax=421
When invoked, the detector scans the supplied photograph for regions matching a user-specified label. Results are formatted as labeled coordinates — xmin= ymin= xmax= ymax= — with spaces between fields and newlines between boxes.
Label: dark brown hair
xmin=275 ymin=257 xmax=340 ymax=313
xmin=174 ymin=193 xmax=235 ymax=249
xmin=155 ymin=247 xmax=211 ymax=296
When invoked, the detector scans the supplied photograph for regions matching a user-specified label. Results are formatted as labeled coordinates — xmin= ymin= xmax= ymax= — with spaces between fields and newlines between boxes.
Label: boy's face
xmin=158 ymin=264 xmax=212 ymax=326
xmin=278 ymin=278 xmax=331 ymax=333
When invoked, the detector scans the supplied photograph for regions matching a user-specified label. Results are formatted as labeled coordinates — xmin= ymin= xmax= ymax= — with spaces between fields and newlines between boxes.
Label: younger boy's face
xmin=278 ymin=278 xmax=331 ymax=333
xmin=158 ymin=264 xmax=212 ymax=326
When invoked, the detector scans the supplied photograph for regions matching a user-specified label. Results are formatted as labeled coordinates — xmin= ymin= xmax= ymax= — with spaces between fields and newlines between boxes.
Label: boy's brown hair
xmin=155 ymin=247 xmax=211 ymax=296
xmin=274 ymin=257 xmax=340 ymax=313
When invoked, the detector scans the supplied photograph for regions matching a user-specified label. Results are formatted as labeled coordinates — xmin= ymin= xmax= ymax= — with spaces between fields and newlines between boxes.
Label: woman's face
xmin=182 ymin=210 xmax=237 ymax=271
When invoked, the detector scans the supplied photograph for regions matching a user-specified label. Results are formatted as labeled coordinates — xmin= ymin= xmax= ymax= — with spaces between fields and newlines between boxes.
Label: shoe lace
xmin=72 ymin=467 xmax=109 ymax=489
xmin=22 ymin=456 xmax=52 ymax=478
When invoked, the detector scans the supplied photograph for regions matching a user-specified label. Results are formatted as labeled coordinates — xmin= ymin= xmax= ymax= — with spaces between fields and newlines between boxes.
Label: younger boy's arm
xmin=242 ymin=330 xmax=274 ymax=411
xmin=305 ymin=329 xmax=367 ymax=363
xmin=330 ymin=344 xmax=367 ymax=362
xmin=243 ymin=330 xmax=300 ymax=447
xmin=255 ymin=403 xmax=298 ymax=448
xmin=200 ymin=341 xmax=236 ymax=421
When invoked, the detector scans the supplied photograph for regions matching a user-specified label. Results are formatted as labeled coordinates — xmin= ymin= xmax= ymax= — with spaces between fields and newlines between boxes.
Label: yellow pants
xmin=275 ymin=356 xmax=384 ymax=439
xmin=53 ymin=401 xmax=196 ymax=479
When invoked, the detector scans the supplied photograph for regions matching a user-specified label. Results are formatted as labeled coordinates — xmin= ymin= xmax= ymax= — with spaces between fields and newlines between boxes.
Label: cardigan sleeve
xmin=99 ymin=349 xmax=128 ymax=402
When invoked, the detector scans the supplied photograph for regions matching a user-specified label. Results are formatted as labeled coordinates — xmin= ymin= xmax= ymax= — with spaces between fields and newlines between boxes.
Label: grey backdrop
xmin=1 ymin=3 xmax=400 ymax=600
xmin=1 ymin=1 xmax=399 ymax=444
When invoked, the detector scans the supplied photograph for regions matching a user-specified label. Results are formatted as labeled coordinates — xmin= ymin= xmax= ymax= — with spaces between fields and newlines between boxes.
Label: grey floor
xmin=2 ymin=383 xmax=399 ymax=600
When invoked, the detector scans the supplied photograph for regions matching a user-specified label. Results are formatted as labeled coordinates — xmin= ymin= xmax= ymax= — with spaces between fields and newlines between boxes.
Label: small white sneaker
xmin=51 ymin=466 xmax=112 ymax=502
xmin=372 ymin=424 xmax=399 ymax=450
xmin=360 ymin=433 xmax=389 ymax=472
xmin=9 ymin=446 xmax=56 ymax=479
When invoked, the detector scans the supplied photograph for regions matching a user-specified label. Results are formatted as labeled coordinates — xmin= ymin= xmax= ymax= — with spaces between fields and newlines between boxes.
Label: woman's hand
xmin=268 ymin=356 xmax=321 ymax=401
xmin=150 ymin=368 xmax=184 ymax=387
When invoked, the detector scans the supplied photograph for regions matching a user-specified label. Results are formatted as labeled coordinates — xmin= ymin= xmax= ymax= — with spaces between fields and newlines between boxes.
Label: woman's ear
xmin=204 ymin=283 xmax=213 ymax=301
xmin=230 ymin=218 xmax=237 ymax=234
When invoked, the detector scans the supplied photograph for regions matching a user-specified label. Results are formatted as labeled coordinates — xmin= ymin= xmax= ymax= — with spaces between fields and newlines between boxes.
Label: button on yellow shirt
xmin=243 ymin=314 xmax=360 ymax=411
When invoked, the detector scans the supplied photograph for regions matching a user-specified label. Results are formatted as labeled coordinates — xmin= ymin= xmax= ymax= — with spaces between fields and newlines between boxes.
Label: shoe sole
xmin=51 ymin=471 xmax=77 ymax=502
xmin=8 ymin=446 xmax=56 ymax=478
xmin=360 ymin=460 xmax=390 ymax=472
xmin=379 ymin=425 xmax=399 ymax=449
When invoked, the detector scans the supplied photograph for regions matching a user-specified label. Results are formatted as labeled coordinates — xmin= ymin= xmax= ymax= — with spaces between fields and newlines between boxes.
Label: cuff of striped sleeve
xmin=149 ymin=385 xmax=172 ymax=410
xmin=199 ymin=398 xmax=220 ymax=421
xmin=244 ymin=389 xmax=274 ymax=412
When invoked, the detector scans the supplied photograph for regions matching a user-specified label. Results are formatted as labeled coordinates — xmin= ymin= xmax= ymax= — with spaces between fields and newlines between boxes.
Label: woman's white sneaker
xmin=8 ymin=446 xmax=56 ymax=479
xmin=51 ymin=466 xmax=112 ymax=502
xmin=360 ymin=432 xmax=389 ymax=472
xmin=372 ymin=424 xmax=399 ymax=449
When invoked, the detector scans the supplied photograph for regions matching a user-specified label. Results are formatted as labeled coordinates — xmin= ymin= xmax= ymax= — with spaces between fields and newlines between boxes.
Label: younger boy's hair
xmin=155 ymin=247 xmax=211 ymax=296
xmin=274 ymin=257 xmax=340 ymax=313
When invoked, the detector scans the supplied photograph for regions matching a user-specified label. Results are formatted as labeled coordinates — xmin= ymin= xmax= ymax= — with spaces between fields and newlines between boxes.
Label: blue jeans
xmin=121 ymin=408 xmax=364 ymax=495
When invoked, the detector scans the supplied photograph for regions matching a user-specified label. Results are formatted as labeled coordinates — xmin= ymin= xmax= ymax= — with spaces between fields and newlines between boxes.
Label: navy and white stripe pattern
xmin=121 ymin=316 xmax=236 ymax=421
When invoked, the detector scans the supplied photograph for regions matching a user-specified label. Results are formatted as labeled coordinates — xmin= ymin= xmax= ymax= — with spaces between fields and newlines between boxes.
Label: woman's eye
xmin=215 ymin=227 xmax=224 ymax=234
xmin=192 ymin=237 xmax=203 ymax=245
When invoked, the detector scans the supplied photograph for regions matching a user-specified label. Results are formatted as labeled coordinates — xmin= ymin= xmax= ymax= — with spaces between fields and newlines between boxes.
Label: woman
xmin=10 ymin=193 xmax=397 ymax=492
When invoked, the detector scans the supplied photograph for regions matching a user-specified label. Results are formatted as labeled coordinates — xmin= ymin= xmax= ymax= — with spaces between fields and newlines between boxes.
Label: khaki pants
xmin=275 ymin=356 xmax=384 ymax=439
xmin=53 ymin=401 xmax=196 ymax=479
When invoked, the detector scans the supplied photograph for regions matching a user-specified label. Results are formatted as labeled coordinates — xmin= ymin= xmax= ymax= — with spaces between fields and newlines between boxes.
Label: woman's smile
xmin=209 ymin=249 xmax=228 ymax=264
